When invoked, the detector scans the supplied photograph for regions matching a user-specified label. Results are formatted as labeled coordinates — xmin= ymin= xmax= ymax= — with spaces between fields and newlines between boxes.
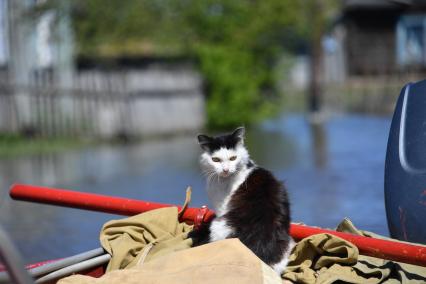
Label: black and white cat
xmin=189 ymin=127 xmax=294 ymax=275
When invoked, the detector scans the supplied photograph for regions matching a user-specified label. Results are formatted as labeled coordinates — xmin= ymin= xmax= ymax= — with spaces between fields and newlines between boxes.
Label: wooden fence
xmin=321 ymin=74 xmax=426 ymax=114
xmin=0 ymin=68 xmax=205 ymax=139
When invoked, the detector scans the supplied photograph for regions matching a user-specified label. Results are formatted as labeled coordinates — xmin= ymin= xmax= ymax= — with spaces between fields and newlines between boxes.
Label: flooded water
xmin=0 ymin=112 xmax=392 ymax=263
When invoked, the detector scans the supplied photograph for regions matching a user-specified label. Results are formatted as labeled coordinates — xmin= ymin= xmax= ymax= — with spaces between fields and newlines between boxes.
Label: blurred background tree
xmin=61 ymin=0 xmax=308 ymax=129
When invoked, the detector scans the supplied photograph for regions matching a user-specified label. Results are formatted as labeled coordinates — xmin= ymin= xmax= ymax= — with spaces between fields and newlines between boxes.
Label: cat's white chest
xmin=206 ymin=168 xmax=253 ymax=216
xmin=206 ymin=178 xmax=231 ymax=216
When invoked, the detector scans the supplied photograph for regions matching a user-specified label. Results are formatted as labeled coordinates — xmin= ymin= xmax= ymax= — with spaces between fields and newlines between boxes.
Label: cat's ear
xmin=197 ymin=135 xmax=213 ymax=151
xmin=232 ymin=127 xmax=245 ymax=143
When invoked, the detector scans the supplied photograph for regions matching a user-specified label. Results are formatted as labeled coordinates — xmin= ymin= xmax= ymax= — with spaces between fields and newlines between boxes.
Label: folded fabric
xmin=60 ymin=207 xmax=426 ymax=284
xmin=338 ymin=218 xmax=426 ymax=284
xmin=99 ymin=207 xmax=193 ymax=271
xmin=282 ymin=219 xmax=426 ymax=284
xmin=283 ymin=233 xmax=359 ymax=283
xmin=58 ymin=238 xmax=283 ymax=284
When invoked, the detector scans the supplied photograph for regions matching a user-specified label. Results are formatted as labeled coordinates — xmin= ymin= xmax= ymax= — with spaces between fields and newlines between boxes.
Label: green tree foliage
xmin=49 ymin=0 xmax=307 ymax=129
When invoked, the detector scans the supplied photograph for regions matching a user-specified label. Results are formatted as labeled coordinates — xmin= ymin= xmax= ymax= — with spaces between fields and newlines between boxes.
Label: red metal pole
xmin=9 ymin=184 xmax=215 ymax=227
xmin=9 ymin=184 xmax=426 ymax=266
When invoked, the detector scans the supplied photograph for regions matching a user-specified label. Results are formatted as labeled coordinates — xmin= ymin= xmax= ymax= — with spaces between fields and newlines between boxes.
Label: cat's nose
xmin=223 ymin=169 xmax=229 ymax=173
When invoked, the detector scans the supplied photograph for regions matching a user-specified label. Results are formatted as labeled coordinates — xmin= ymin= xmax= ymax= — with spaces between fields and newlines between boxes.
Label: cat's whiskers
xmin=202 ymin=169 xmax=215 ymax=177
xmin=217 ymin=173 xmax=222 ymax=183
xmin=209 ymin=173 xmax=217 ymax=184
xmin=204 ymin=170 xmax=217 ymax=185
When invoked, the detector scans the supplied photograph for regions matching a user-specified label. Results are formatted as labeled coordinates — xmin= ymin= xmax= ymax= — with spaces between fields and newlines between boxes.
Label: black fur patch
xmin=188 ymin=221 xmax=211 ymax=246
xmin=197 ymin=127 xmax=244 ymax=153
xmin=198 ymin=134 xmax=240 ymax=153
xmin=224 ymin=167 xmax=291 ymax=265
xmin=246 ymin=160 xmax=255 ymax=168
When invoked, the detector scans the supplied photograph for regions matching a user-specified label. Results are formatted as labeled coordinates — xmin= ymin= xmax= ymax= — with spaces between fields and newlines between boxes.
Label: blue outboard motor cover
xmin=385 ymin=79 xmax=426 ymax=244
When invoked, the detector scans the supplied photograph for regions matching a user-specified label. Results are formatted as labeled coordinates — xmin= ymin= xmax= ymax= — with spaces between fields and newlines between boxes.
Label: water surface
xmin=0 ymin=112 xmax=392 ymax=263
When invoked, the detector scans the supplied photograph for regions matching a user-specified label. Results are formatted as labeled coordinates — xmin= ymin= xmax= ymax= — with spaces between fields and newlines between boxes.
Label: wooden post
xmin=308 ymin=0 xmax=325 ymax=113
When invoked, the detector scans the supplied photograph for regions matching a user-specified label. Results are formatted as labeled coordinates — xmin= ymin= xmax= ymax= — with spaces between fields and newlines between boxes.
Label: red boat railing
xmin=9 ymin=184 xmax=426 ymax=267
xmin=9 ymin=184 xmax=215 ymax=228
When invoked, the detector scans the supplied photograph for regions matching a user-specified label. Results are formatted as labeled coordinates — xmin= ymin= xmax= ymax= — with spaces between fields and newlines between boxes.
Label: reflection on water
xmin=0 ymin=112 xmax=391 ymax=263
xmin=310 ymin=122 xmax=328 ymax=168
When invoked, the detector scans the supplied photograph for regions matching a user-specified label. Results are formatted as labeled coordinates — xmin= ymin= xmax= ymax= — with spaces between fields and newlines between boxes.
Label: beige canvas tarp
xmin=59 ymin=208 xmax=426 ymax=284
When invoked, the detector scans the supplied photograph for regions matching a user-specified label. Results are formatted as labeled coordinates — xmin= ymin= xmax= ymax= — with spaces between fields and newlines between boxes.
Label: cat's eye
xmin=212 ymin=157 xmax=221 ymax=162
xmin=229 ymin=156 xmax=237 ymax=161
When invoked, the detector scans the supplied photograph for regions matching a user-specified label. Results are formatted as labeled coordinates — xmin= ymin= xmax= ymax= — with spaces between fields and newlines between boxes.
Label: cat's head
xmin=197 ymin=127 xmax=250 ymax=178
